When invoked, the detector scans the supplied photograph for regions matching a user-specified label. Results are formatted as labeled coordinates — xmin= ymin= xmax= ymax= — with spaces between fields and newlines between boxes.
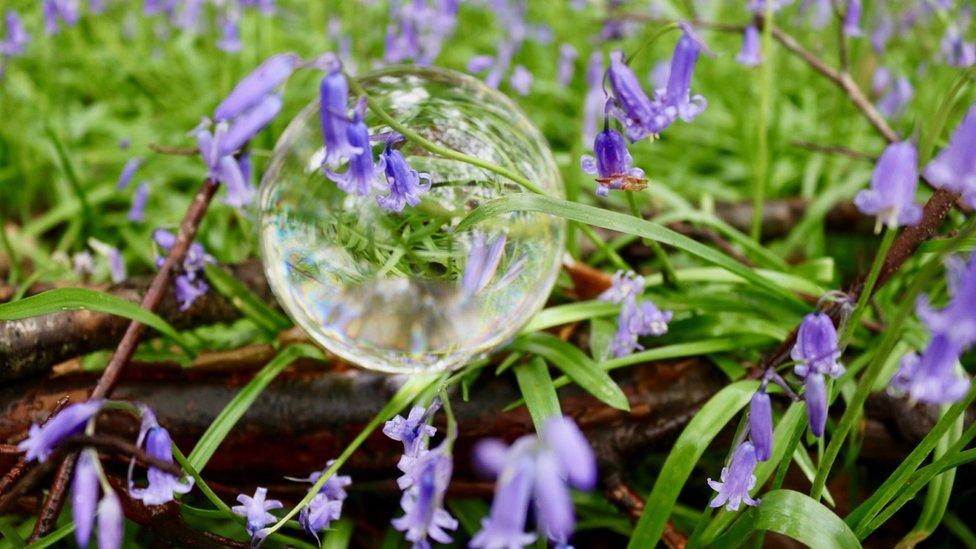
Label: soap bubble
xmin=258 ymin=66 xmax=564 ymax=373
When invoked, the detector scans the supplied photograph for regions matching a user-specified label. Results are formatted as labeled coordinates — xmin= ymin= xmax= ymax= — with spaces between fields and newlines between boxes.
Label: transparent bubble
xmin=258 ymin=66 xmax=565 ymax=374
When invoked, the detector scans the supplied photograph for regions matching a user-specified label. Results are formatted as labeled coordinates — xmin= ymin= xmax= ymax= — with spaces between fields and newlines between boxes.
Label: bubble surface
xmin=258 ymin=66 xmax=565 ymax=373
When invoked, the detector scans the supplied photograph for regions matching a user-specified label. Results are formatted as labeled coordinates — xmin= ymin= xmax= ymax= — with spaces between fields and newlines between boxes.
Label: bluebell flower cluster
xmin=153 ymin=229 xmax=214 ymax=310
xmin=471 ymin=416 xmax=596 ymax=548
xmin=384 ymin=0 xmax=459 ymax=66
xmin=293 ymin=463 xmax=352 ymax=542
xmin=599 ymin=271 xmax=672 ymax=357
xmin=466 ymin=0 xmax=552 ymax=94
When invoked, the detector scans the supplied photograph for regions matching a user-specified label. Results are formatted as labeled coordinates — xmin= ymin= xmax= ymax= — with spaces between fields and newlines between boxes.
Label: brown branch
xmin=29 ymin=178 xmax=220 ymax=541
xmin=148 ymin=143 xmax=199 ymax=156
xmin=789 ymin=140 xmax=877 ymax=161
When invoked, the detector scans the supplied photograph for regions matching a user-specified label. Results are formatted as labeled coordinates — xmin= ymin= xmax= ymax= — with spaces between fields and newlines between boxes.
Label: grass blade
xmin=204 ymin=264 xmax=292 ymax=334
xmin=513 ymin=356 xmax=562 ymax=432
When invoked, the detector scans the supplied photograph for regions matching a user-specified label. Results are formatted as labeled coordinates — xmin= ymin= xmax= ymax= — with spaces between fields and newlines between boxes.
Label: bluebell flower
xmin=18 ymin=400 xmax=103 ymax=462
xmin=599 ymin=271 xmax=672 ymax=357
xmin=854 ymin=141 xmax=923 ymax=230
xmin=940 ymin=27 xmax=976 ymax=67
xmin=581 ymin=126 xmax=647 ymax=197
xmin=916 ymin=254 xmax=976 ymax=350
xmin=73 ymin=251 xmax=95 ymax=277
xmin=737 ymin=25 xmax=762 ymax=67
xmin=471 ymin=416 xmax=595 ymax=547
xmin=662 ymin=24 xmax=709 ymax=124
xmin=871 ymin=14 xmax=894 ymax=54
xmin=324 ymin=107 xmax=382 ymax=196
xmin=877 ymin=76 xmax=913 ymax=119
xmin=217 ymin=11 xmax=242 ymax=53
xmin=116 ymin=157 xmax=143 ymax=190
xmin=320 ymin=68 xmax=362 ymax=166
xmin=173 ymin=0 xmax=204 ymax=30
xmin=220 ymin=94 xmax=283 ymax=156
xmin=385 ymin=0 xmax=459 ymax=66
xmin=843 ymin=0 xmax=863 ymax=37
xmin=377 ymin=142 xmax=432 ymax=212
xmin=73 ymin=449 xmax=100 ymax=548
xmin=799 ymin=0 xmax=831 ymax=29
xmin=581 ymin=52 xmax=605 ymax=146
xmin=129 ymin=410 xmax=193 ymax=505
xmin=107 ymin=247 xmax=126 ymax=283
xmin=215 ymin=53 xmax=297 ymax=122
xmin=127 ymin=182 xmax=149 ymax=223
xmin=461 ymin=232 xmax=507 ymax=296
xmin=196 ymin=125 xmax=257 ymax=207
xmin=791 ymin=313 xmax=844 ymax=379
xmin=232 ymin=487 xmax=283 ymax=540
xmin=923 ymin=104 xmax=976 ymax=209
xmin=707 ymin=441 xmax=760 ymax=511
xmin=804 ymin=372 xmax=828 ymax=436
xmin=557 ymin=43 xmax=577 ymax=86
xmin=384 ymin=405 xmax=438 ymax=458
xmin=43 ymin=0 xmax=60 ymax=35
xmin=392 ymin=445 xmax=458 ymax=548
xmin=97 ymin=492 xmax=123 ymax=549
xmin=510 ymin=64 xmax=533 ymax=95
xmin=749 ymin=389 xmax=773 ymax=461
xmin=607 ymin=50 xmax=659 ymax=141
xmin=748 ymin=0 xmax=794 ymax=13
xmin=892 ymin=334 xmax=970 ymax=405
xmin=153 ymin=229 xmax=213 ymax=310
xmin=294 ymin=463 xmax=351 ymax=541
xmin=1 ymin=10 xmax=30 ymax=57
xmin=467 ymin=54 xmax=495 ymax=73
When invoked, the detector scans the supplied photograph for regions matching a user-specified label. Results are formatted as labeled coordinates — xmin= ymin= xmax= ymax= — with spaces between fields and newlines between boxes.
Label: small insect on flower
xmin=854 ymin=141 xmax=923 ymax=231
xmin=233 ymin=487 xmax=283 ymax=541
xmin=581 ymin=126 xmax=647 ymax=197
xmin=923 ymin=103 xmax=976 ymax=208
xmin=17 ymin=400 xmax=103 ymax=462
xmin=707 ymin=441 xmax=760 ymax=511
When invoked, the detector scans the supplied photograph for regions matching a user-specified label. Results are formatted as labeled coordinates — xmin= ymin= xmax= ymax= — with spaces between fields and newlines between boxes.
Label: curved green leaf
xmin=712 ymin=490 xmax=860 ymax=549
xmin=627 ymin=381 xmax=758 ymax=547
xmin=204 ymin=264 xmax=292 ymax=334
xmin=0 ymin=287 xmax=193 ymax=352
xmin=457 ymin=194 xmax=806 ymax=310
xmin=514 ymin=356 xmax=561 ymax=432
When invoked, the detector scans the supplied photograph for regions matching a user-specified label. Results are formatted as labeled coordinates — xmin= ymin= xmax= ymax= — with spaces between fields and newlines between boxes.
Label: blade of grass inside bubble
xmin=514 ymin=356 xmax=562 ymax=432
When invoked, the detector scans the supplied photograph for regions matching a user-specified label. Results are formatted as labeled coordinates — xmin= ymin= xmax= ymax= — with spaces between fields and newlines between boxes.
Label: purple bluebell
xmin=461 ymin=232 xmax=507 ymax=296
xmin=791 ymin=312 xmax=844 ymax=379
xmin=916 ymin=254 xmax=976 ymax=349
xmin=89 ymin=0 xmax=106 ymax=14
xmin=320 ymin=68 xmax=362 ymax=167
xmin=392 ymin=445 xmax=458 ymax=547
xmin=384 ymin=405 xmax=437 ymax=458
xmin=73 ymin=251 xmax=95 ymax=277
xmin=232 ymin=487 xmax=282 ymax=540
xmin=510 ymin=64 xmax=533 ymax=96
xmin=581 ymin=127 xmax=647 ymax=197
xmin=18 ymin=400 xmax=103 ymax=462
xmin=43 ymin=0 xmax=60 ymax=35
xmin=471 ymin=416 xmax=595 ymax=547
xmin=924 ymin=104 xmax=976 ymax=208
xmin=940 ymin=27 xmax=976 ymax=67
xmin=377 ymin=142 xmax=432 ymax=213
xmin=843 ymin=0 xmax=863 ymax=37
xmin=129 ymin=411 xmax=193 ymax=505
xmin=384 ymin=0 xmax=460 ymax=66
xmin=599 ymin=271 xmax=672 ymax=357
xmin=598 ymin=270 xmax=644 ymax=305
xmin=220 ymin=94 xmax=283 ymax=156
xmin=1 ymin=10 xmax=30 ymax=56
xmin=748 ymin=0 xmax=794 ymax=13
xmin=127 ymin=182 xmax=149 ymax=222
xmin=854 ymin=141 xmax=922 ymax=230
xmin=662 ymin=24 xmax=709 ymax=124
xmin=799 ymin=0 xmax=831 ymax=29
xmin=73 ymin=449 xmax=100 ymax=548
xmin=217 ymin=12 xmax=242 ymax=53
xmin=195 ymin=126 xmax=256 ymax=207
xmin=804 ymin=372 xmax=828 ymax=436
xmin=324 ymin=109 xmax=381 ymax=197
xmin=215 ymin=54 xmax=298 ymax=122
xmin=607 ymin=50 xmax=659 ymax=141
xmin=737 ymin=25 xmax=762 ymax=67
xmin=892 ymin=334 xmax=970 ymax=405
xmin=707 ymin=441 xmax=760 ymax=511
xmin=467 ymin=54 xmax=495 ymax=73
xmin=557 ymin=43 xmax=577 ymax=86
xmin=877 ymin=77 xmax=912 ymax=119
xmin=153 ymin=229 xmax=212 ymax=310
xmin=872 ymin=67 xmax=892 ymax=96
xmin=749 ymin=389 xmax=773 ymax=461
xmin=295 ymin=464 xmax=351 ymax=541
xmin=173 ymin=0 xmax=204 ymax=30
xmin=582 ymin=52 xmax=605 ymax=146
xmin=97 ymin=492 xmax=123 ymax=549
xmin=871 ymin=14 xmax=893 ymax=54
xmin=117 ymin=157 xmax=143 ymax=190
xmin=108 ymin=247 xmax=126 ymax=283
xmin=649 ymin=60 xmax=670 ymax=90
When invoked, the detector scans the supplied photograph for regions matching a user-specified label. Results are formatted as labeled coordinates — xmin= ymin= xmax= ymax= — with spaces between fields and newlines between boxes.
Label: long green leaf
xmin=512 ymin=332 xmax=629 ymax=411
xmin=513 ymin=356 xmax=562 ymax=432
xmin=456 ymin=194 xmax=806 ymax=309
xmin=187 ymin=344 xmax=323 ymax=472
xmin=712 ymin=490 xmax=860 ymax=549
xmin=204 ymin=264 xmax=292 ymax=334
xmin=628 ymin=381 xmax=758 ymax=547
xmin=0 ymin=287 xmax=193 ymax=352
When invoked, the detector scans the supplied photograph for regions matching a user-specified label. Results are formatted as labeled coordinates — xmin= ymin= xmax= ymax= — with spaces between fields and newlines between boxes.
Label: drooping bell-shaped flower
xmin=916 ymin=253 xmax=976 ymax=349
xmin=377 ymin=141 xmax=432 ymax=212
xmin=611 ymin=297 xmax=673 ymax=357
xmin=127 ymin=182 xmax=150 ymax=223
xmin=232 ymin=487 xmax=283 ymax=540
xmin=116 ymin=157 xmax=143 ymax=190
xmin=73 ymin=449 xmax=100 ymax=548
xmin=804 ymin=372 xmax=828 ymax=436
xmin=843 ymin=0 xmax=863 ymax=37
xmin=384 ymin=404 xmax=438 ymax=458
xmin=510 ymin=64 xmax=533 ymax=96
xmin=1 ymin=10 xmax=30 ymax=57
xmin=320 ymin=68 xmax=362 ymax=166
xmin=749 ymin=389 xmax=773 ymax=461
xmin=392 ymin=445 xmax=458 ymax=547
xmin=940 ymin=27 xmax=976 ymax=68
xmin=219 ymin=94 xmax=283 ymax=156
xmin=791 ymin=312 xmax=844 ymax=378
xmin=854 ymin=141 xmax=923 ymax=230
xmin=580 ymin=126 xmax=647 ymax=197
xmin=461 ymin=232 xmax=507 ymax=296
xmin=295 ymin=463 xmax=351 ymax=541
xmin=324 ymin=103 xmax=382 ymax=197
xmin=97 ymin=492 xmax=124 ymax=549
xmin=607 ymin=50 xmax=659 ymax=141
xmin=217 ymin=12 xmax=242 ymax=53
xmin=663 ymin=24 xmax=709 ymax=123
xmin=923 ymin=104 xmax=976 ymax=208
xmin=707 ymin=441 xmax=760 ymax=511
xmin=871 ymin=14 xmax=894 ymax=54
xmin=18 ymin=400 xmax=103 ymax=462
xmin=737 ymin=25 xmax=762 ymax=67
xmin=470 ymin=448 xmax=537 ymax=549
xmin=129 ymin=411 xmax=193 ymax=505
xmin=891 ymin=334 xmax=970 ymax=404
xmin=557 ymin=43 xmax=577 ymax=86
xmin=877 ymin=77 xmax=913 ymax=119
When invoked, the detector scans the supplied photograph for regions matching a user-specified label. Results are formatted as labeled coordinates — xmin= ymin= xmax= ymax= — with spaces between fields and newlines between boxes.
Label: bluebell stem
xmin=214 ymin=53 xmax=298 ymax=122
xmin=749 ymin=389 xmax=773 ymax=461
xmin=607 ymin=50 xmax=659 ymax=141
xmin=1 ymin=10 xmax=30 ymax=57
xmin=662 ymin=24 xmax=709 ymax=124
xmin=804 ymin=372 xmax=828 ymax=436
xmin=877 ymin=76 xmax=912 ymax=119
xmin=707 ymin=441 xmax=760 ymax=511
xmin=843 ymin=0 xmax=863 ymax=37
xmin=557 ymin=43 xmax=577 ymax=86
xmin=320 ymin=68 xmax=362 ymax=167
xmin=854 ymin=141 xmax=923 ymax=230
xmin=232 ymin=487 xmax=282 ymax=541
xmin=916 ymin=253 xmax=976 ymax=349
xmin=377 ymin=141 xmax=432 ymax=213
xmin=73 ymin=449 xmax=100 ymax=548
xmin=924 ymin=104 xmax=976 ymax=208
xmin=17 ymin=400 xmax=103 ymax=462
xmin=127 ymin=182 xmax=149 ymax=222
xmin=392 ymin=445 xmax=458 ymax=547
xmin=892 ymin=334 xmax=969 ymax=405
xmin=581 ymin=52 xmax=605 ymax=146
xmin=129 ymin=410 xmax=193 ymax=505
xmin=461 ymin=232 xmax=507 ymax=297
xmin=791 ymin=312 xmax=844 ymax=379
xmin=737 ymin=25 xmax=762 ymax=67
xmin=510 ymin=64 xmax=533 ymax=95
xmin=116 ymin=157 xmax=143 ymax=190
xmin=580 ymin=126 xmax=647 ymax=197
xmin=324 ymin=105 xmax=382 ymax=196
xmin=97 ymin=492 xmax=123 ymax=549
